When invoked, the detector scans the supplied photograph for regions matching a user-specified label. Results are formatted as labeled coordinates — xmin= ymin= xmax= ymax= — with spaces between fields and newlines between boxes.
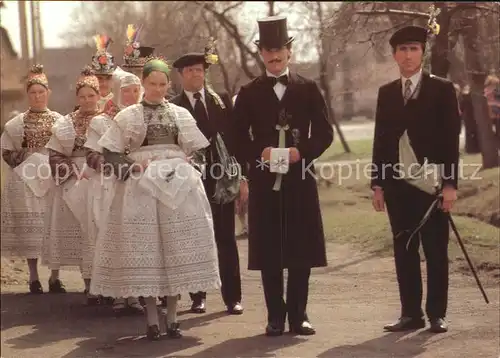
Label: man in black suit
xmin=370 ymin=26 xmax=461 ymax=333
xmin=233 ymin=16 xmax=333 ymax=336
xmin=170 ymin=52 xmax=244 ymax=316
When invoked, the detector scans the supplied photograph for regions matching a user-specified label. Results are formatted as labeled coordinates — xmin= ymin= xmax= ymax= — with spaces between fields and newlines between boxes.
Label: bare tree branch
xmin=356 ymin=9 xmax=429 ymax=18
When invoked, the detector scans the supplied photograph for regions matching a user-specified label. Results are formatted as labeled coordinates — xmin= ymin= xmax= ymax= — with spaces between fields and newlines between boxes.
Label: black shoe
xmin=289 ymin=321 xmax=316 ymax=335
xmin=166 ymin=322 xmax=182 ymax=338
xmin=190 ymin=299 xmax=206 ymax=313
xmin=29 ymin=280 xmax=43 ymax=294
xmin=227 ymin=302 xmax=244 ymax=315
xmin=383 ymin=316 xmax=425 ymax=332
xmin=48 ymin=279 xmax=66 ymax=293
xmin=429 ymin=318 xmax=448 ymax=333
xmin=265 ymin=322 xmax=284 ymax=336
xmin=146 ymin=324 xmax=161 ymax=341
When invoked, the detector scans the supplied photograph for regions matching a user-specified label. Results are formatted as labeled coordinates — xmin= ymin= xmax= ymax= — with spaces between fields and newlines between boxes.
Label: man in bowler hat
xmin=233 ymin=16 xmax=333 ymax=336
xmin=370 ymin=26 xmax=461 ymax=333
xmin=170 ymin=49 xmax=245 ymax=316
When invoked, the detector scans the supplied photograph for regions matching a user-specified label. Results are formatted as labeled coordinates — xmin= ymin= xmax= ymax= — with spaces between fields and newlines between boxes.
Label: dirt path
xmin=1 ymin=240 xmax=499 ymax=358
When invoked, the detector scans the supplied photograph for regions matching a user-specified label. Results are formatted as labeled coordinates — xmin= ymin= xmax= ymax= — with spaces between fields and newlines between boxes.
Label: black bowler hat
xmin=254 ymin=15 xmax=294 ymax=49
xmin=172 ymin=52 xmax=210 ymax=70
xmin=389 ymin=26 xmax=428 ymax=48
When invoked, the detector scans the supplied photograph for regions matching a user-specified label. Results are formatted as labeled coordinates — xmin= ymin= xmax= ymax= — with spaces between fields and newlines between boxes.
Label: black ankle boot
xmin=166 ymin=322 xmax=182 ymax=338
xmin=29 ymin=280 xmax=43 ymax=294
xmin=146 ymin=324 xmax=161 ymax=341
xmin=48 ymin=279 xmax=66 ymax=293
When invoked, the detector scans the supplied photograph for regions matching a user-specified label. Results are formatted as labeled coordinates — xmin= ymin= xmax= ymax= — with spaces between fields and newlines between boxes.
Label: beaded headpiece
xmin=76 ymin=66 xmax=100 ymax=94
xmin=26 ymin=64 xmax=49 ymax=91
xmin=91 ymin=34 xmax=116 ymax=75
xmin=123 ymin=24 xmax=155 ymax=69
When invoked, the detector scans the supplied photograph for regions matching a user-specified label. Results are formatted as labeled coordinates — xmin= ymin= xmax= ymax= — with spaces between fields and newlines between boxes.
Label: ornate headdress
xmin=76 ymin=66 xmax=100 ymax=94
xmin=91 ymin=34 xmax=116 ymax=75
xmin=123 ymin=24 xmax=155 ymax=69
xmin=26 ymin=64 xmax=49 ymax=90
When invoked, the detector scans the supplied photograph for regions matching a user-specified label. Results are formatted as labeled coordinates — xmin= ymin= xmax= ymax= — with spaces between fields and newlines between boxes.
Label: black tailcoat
xmin=170 ymin=89 xmax=242 ymax=305
xmin=370 ymin=72 xmax=461 ymax=319
xmin=233 ymin=72 xmax=333 ymax=271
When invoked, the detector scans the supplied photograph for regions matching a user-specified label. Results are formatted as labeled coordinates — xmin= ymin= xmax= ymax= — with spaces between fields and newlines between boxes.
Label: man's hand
xmin=261 ymin=147 xmax=273 ymax=162
xmin=289 ymin=147 xmax=301 ymax=164
xmin=372 ymin=187 xmax=385 ymax=212
xmin=440 ymin=185 xmax=457 ymax=212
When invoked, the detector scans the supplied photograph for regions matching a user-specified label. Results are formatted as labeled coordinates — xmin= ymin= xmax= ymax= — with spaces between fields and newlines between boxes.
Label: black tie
xmin=268 ymin=75 xmax=288 ymax=86
xmin=193 ymin=92 xmax=211 ymax=137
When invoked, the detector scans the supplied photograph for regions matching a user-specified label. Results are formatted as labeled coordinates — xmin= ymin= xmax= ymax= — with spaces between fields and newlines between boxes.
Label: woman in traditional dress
xmin=84 ymin=66 xmax=143 ymax=314
xmin=1 ymin=64 xmax=65 ymax=294
xmin=43 ymin=67 xmax=101 ymax=303
xmin=91 ymin=58 xmax=221 ymax=340
xmin=91 ymin=34 xmax=116 ymax=111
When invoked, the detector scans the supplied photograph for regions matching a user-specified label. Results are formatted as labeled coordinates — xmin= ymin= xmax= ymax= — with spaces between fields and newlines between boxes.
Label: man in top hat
xmin=170 ymin=46 xmax=245 ymax=316
xmin=91 ymin=34 xmax=117 ymax=111
xmin=370 ymin=25 xmax=461 ymax=333
xmin=232 ymin=15 xmax=333 ymax=336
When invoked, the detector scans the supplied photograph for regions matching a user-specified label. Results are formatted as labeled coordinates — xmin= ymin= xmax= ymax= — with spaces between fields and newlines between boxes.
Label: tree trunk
xmin=316 ymin=1 xmax=350 ymax=152
xmin=463 ymin=13 xmax=500 ymax=168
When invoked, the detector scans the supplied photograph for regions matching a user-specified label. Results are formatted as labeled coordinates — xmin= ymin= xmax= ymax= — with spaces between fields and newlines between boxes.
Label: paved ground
xmin=1 ymin=240 xmax=499 ymax=358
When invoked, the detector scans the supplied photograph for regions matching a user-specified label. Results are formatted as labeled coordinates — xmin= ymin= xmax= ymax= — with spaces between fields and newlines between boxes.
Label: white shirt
xmin=184 ymin=87 xmax=207 ymax=110
xmin=401 ymin=68 xmax=422 ymax=98
xmin=266 ymin=67 xmax=290 ymax=101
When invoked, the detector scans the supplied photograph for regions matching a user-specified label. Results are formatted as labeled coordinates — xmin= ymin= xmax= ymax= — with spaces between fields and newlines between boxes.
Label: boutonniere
xmin=292 ymin=128 xmax=300 ymax=145
xmin=276 ymin=109 xmax=291 ymax=131
xmin=206 ymin=86 xmax=226 ymax=109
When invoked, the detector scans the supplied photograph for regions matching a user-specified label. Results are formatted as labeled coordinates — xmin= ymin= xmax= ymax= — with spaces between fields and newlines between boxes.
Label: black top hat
xmin=254 ymin=15 xmax=294 ymax=49
xmin=123 ymin=45 xmax=155 ymax=69
xmin=389 ymin=26 xmax=428 ymax=48
xmin=172 ymin=52 xmax=210 ymax=70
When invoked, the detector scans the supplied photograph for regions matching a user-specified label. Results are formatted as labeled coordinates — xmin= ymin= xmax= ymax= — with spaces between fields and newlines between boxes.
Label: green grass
xmin=317 ymin=150 xmax=500 ymax=275
xmin=319 ymin=185 xmax=499 ymax=273
xmin=318 ymin=138 xmax=373 ymax=162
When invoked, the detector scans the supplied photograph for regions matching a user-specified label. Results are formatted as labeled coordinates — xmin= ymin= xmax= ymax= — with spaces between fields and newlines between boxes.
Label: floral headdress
xmin=123 ymin=24 xmax=155 ymax=69
xmin=26 ymin=64 xmax=49 ymax=91
xmin=91 ymin=34 xmax=116 ymax=76
xmin=76 ymin=66 xmax=100 ymax=94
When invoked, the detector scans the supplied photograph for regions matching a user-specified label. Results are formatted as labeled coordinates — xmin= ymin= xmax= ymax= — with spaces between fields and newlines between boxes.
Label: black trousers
xmin=190 ymin=201 xmax=242 ymax=306
xmin=261 ymin=268 xmax=311 ymax=326
xmin=385 ymin=182 xmax=450 ymax=319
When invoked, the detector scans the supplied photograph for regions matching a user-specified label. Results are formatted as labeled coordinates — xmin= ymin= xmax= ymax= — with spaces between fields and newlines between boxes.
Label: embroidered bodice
xmin=142 ymin=102 xmax=179 ymax=146
xmin=69 ymin=109 xmax=99 ymax=154
xmin=22 ymin=109 xmax=58 ymax=149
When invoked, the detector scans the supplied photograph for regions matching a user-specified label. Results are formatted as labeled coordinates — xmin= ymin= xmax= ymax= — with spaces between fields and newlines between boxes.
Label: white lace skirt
xmin=90 ymin=144 xmax=221 ymax=298
xmin=42 ymin=157 xmax=93 ymax=277
xmin=1 ymin=158 xmax=54 ymax=259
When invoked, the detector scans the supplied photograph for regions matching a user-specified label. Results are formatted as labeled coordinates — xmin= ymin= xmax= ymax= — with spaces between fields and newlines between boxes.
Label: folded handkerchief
xmin=270 ymin=148 xmax=290 ymax=174
xmin=139 ymin=158 xmax=201 ymax=209
xmin=14 ymin=152 xmax=53 ymax=197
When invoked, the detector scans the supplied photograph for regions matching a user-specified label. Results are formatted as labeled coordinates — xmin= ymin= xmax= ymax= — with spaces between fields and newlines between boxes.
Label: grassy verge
xmin=318 ymin=138 xmax=373 ymax=162
xmin=319 ymin=185 xmax=499 ymax=276
xmin=317 ymin=150 xmax=500 ymax=277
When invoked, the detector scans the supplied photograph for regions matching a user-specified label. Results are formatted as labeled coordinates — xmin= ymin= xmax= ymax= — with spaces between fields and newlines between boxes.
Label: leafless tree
xmin=341 ymin=1 xmax=499 ymax=168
